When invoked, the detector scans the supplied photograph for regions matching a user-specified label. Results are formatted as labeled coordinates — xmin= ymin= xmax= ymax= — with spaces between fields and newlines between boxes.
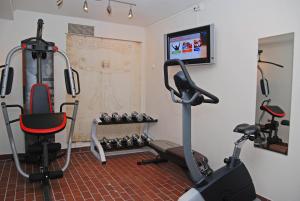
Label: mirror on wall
xmin=254 ymin=33 xmax=294 ymax=155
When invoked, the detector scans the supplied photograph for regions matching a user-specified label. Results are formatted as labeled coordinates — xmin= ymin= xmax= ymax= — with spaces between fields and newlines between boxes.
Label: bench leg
xmin=137 ymin=156 xmax=168 ymax=165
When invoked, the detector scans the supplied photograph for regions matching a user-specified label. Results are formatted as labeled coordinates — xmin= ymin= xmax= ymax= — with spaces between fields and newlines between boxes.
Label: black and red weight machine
xmin=256 ymin=50 xmax=289 ymax=146
xmin=0 ymin=19 xmax=80 ymax=201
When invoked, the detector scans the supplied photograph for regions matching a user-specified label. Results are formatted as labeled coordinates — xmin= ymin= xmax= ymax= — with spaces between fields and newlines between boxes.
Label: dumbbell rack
xmin=90 ymin=117 xmax=158 ymax=164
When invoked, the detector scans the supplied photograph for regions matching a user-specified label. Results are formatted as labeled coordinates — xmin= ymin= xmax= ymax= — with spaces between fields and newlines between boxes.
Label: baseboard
xmin=257 ymin=194 xmax=271 ymax=201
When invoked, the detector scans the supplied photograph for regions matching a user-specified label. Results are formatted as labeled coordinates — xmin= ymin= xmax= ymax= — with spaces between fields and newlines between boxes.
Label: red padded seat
xmin=20 ymin=113 xmax=67 ymax=135
xmin=260 ymin=105 xmax=285 ymax=118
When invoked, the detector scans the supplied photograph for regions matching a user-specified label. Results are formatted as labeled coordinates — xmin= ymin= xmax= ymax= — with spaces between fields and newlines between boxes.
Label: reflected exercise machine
xmin=257 ymin=50 xmax=289 ymax=146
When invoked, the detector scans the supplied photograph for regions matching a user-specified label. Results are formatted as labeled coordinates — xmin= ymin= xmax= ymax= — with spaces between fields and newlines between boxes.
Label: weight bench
xmin=137 ymin=140 xmax=213 ymax=176
xmin=260 ymin=104 xmax=286 ymax=145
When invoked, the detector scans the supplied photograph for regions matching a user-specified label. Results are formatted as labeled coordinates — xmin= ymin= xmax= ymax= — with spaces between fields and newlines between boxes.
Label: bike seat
xmin=234 ymin=124 xmax=259 ymax=136
xmin=260 ymin=105 xmax=285 ymax=118
xmin=20 ymin=112 xmax=67 ymax=135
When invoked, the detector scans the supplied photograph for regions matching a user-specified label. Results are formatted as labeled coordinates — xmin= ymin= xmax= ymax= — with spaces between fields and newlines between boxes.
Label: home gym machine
xmin=0 ymin=19 xmax=80 ymax=201
xmin=163 ymin=59 xmax=260 ymax=201
xmin=257 ymin=49 xmax=289 ymax=146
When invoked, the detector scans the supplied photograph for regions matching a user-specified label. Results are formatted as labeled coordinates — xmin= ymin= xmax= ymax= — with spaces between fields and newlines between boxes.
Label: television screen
xmin=165 ymin=24 xmax=215 ymax=65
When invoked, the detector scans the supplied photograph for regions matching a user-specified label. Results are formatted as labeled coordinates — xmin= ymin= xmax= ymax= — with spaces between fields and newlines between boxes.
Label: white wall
xmin=1 ymin=2 xmax=300 ymax=200
xmin=256 ymin=34 xmax=294 ymax=143
xmin=0 ymin=10 xmax=145 ymax=154
xmin=145 ymin=0 xmax=300 ymax=200
xmin=0 ymin=0 xmax=14 ymax=20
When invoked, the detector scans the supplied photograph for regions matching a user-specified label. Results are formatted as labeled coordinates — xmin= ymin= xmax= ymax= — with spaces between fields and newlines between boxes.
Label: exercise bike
xmin=163 ymin=59 xmax=260 ymax=201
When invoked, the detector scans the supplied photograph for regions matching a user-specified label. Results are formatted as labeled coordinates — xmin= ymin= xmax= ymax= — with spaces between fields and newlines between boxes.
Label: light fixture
xmin=57 ymin=0 xmax=63 ymax=7
xmin=128 ymin=6 xmax=133 ymax=19
xmin=108 ymin=0 xmax=136 ymax=19
xmin=83 ymin=0 xmax=88 ymax=12
xmin=107 ymin=0 xmax=112 ymax=15
xmin=57 ymin=0 xmax=136 ymax=18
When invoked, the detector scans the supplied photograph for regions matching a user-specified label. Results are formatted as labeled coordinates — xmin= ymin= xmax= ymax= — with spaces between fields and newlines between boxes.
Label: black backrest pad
xmin=30 ymin=84 xmax=52 ymax=114
xmin=64 ymin=69 xmax=72 ymax=95
xmin=0 ymin=69 xmax=5 ymax=94
xmin=0 ymin=68 xmax=14 ymax=95
xmin=260 ymin=78 xmax=269 ymax=96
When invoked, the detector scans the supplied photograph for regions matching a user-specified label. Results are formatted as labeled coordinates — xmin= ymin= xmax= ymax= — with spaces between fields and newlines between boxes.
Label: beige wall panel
xmin=66 ymin=34 xmax=142 ymax=141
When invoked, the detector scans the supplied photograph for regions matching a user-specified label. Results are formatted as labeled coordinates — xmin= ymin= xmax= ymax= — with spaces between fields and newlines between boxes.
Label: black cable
xmin=258 ymin=60 xmax=284 ymax=68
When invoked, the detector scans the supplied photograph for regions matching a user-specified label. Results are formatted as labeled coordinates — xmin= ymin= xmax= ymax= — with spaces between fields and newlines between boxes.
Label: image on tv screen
xmin=169 ymin=31 xmax=208 ymax=60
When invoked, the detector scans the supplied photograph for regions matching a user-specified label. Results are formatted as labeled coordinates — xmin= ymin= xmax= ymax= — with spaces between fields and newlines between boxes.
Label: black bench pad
xmin=166 ymin=146 xmax=208 ymax=168
xmin=20 ymin=112 xmax=67 ymax=135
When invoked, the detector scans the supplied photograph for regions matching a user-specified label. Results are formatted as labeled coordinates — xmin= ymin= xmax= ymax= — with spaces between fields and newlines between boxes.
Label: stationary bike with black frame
xmin=164 ymin=59 xmax=260 ymax=201
xmin=0 ymin=19 xmax=80 ymax=201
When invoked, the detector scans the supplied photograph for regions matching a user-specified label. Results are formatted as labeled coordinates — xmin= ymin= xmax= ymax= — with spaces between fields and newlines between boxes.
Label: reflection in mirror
xmin=255 ymin=33 xmax=294 ymax=155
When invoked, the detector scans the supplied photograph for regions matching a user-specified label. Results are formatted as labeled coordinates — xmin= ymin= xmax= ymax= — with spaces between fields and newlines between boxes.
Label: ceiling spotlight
xmin=56 ymin=0 xmax=63 ymax=7
xmin=107 ymin=0 xmax=112 ymax=15
xmin=83 ymin=0 xmax=88 ymax=12
xmin=128 ymin=7 xmax=133 ymax=19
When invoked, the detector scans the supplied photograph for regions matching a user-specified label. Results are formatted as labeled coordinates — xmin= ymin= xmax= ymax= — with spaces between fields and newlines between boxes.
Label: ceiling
xmin=10 ymin=0 xmax=201 ymax=26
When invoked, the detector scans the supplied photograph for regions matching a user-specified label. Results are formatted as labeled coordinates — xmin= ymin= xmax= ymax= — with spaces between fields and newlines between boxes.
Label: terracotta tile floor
xmin=0 ymin=151 xmax=192 ymax=201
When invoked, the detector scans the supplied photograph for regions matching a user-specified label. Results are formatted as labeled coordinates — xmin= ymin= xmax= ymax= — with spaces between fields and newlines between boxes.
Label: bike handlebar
xmin=164 ymin=59 xmax=219 ymax=104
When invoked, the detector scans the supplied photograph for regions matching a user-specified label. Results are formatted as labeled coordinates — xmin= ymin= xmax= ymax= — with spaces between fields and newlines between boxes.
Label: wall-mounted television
xmin=165 ymin=24 xmax=215 ymax=65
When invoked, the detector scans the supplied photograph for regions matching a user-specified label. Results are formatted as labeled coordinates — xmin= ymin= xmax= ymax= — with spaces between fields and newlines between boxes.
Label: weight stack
xmin=22 ymin=39 xmax=56 ymax=153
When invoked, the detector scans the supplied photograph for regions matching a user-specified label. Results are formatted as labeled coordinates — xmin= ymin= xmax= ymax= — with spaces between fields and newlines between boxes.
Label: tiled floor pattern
xmin=0 ymin=152 xmax=192 ymax=201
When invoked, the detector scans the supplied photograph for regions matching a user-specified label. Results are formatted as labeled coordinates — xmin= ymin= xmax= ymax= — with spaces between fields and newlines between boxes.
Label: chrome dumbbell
xmin=124 ymin=136 xmax=134 ymax=147
xmin=132 ymin=134 xmax=144 ymax=147
xmin=100 ymin=138 xmax=106 ymax=147
xmin=100 ymin=113 xmax=112 ymax=123
xmin=111 ymin=112 xmax=122 ymax=122
xmin=109 ymin=139 xmax=118 ymax=149
xmin=121 ymin=113 xmax=133 ymax=122
xmin=100 ymin=137 xmax=112 ymax=150
xmin=120 ymin=137 xmax=128 ymax=147
xmin=141 ymin=113 xmax=153 ymax=121
xmin=131 ymin=111 xmax=143 ymax=122
xmin=141 ymin=134 xmax=152 ymax=145
xmin=115 ymin=138 xmax=123 ymax=149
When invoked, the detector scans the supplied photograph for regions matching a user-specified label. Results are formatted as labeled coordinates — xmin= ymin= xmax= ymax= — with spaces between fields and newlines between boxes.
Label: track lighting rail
xmin=109 ymin=0 xmax=136 ymax=7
